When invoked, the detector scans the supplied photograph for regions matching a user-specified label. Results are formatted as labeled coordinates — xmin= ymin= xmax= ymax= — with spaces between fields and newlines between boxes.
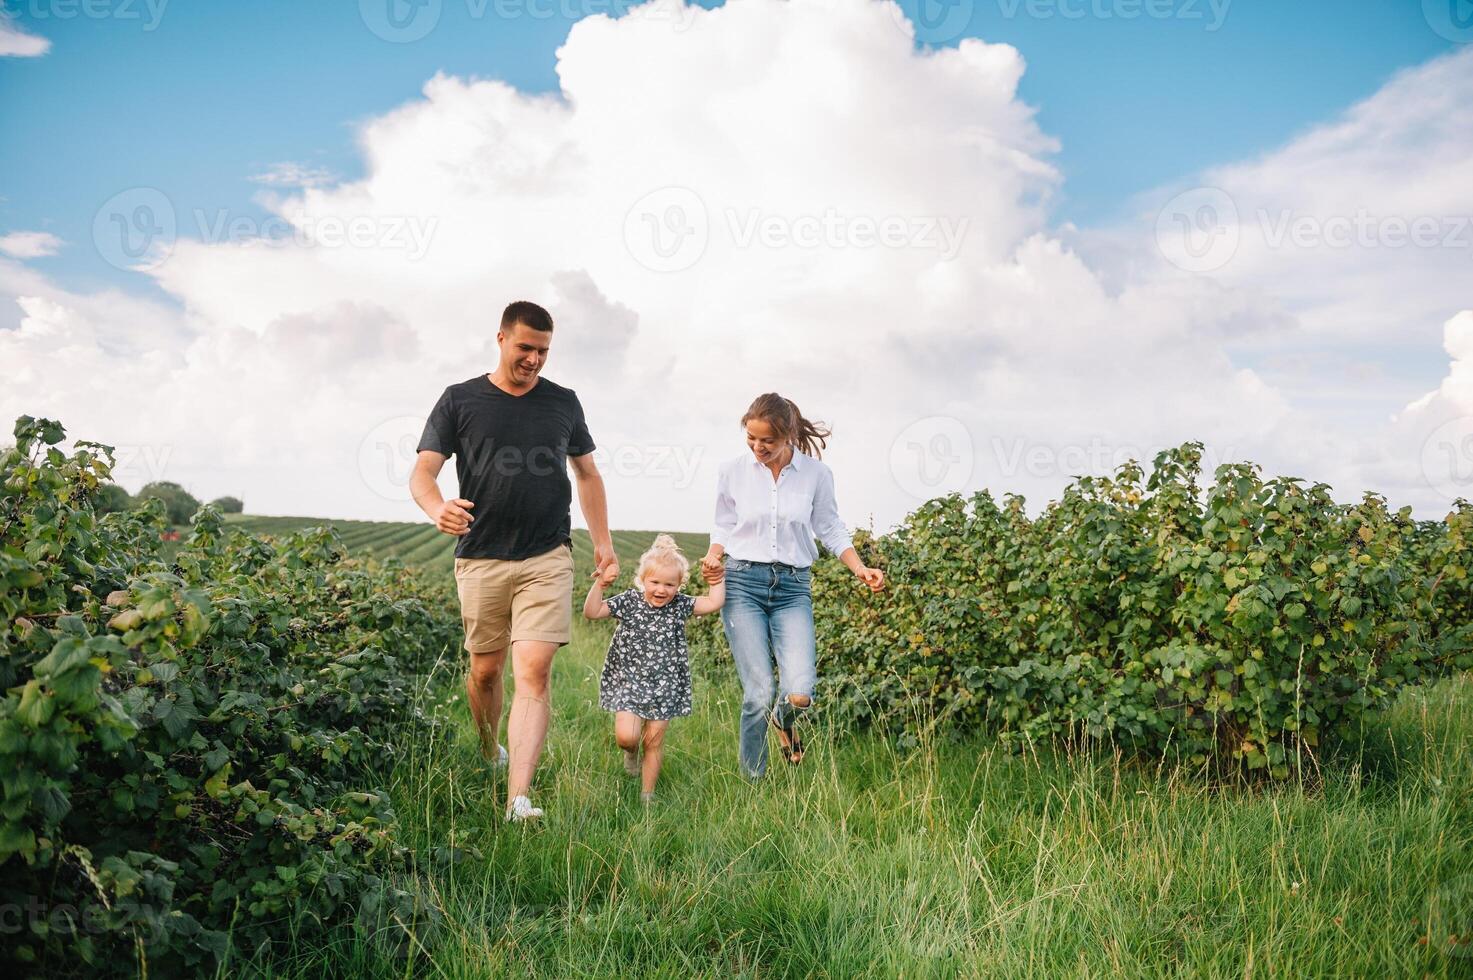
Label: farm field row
xmin=221 ymin=514 xmax=708 ymax=581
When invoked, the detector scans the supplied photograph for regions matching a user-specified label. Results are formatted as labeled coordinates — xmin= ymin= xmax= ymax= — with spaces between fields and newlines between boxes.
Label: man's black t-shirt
xmin=417 ymin=375 xmax=595 ymax=560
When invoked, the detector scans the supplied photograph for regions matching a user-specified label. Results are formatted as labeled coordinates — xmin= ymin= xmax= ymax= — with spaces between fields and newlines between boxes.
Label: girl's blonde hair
xmin=634 ymin=533 xmax=689 ymax=589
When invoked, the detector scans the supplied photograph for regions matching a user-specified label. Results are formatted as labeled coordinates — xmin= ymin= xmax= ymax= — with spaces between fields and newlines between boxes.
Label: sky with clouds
xmin=1 ymin=0 xmax=1471 ymax=536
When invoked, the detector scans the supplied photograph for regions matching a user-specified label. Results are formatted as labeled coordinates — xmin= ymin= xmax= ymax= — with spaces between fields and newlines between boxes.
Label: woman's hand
xmin=699 ymin=552 xmax=725 ymax=584
xmin=856 ymin=566 xmax=885 ymax=592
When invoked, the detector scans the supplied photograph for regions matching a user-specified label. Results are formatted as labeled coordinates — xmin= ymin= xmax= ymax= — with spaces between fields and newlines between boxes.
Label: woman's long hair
xmin=741 ymin=393 xmax=830 ymax=459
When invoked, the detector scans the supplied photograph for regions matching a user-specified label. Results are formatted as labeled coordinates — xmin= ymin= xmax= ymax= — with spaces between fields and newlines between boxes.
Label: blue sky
xmin=0 ymin=0 xmax=1460 ymax=296
xmin=2 ymin=0 xmax=1470 ymax=526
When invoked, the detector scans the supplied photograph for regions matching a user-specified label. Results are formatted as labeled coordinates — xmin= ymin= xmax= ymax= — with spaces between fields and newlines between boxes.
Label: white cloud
xmin=4 ymin=0 xmax=1471 ymax=528
xmin=0 ymin=231 xmax=62 ymax=259
xmin=249 ymin=162 xmax=339 ymax=189
xmin=0 ymin=13 xmax=49 ymax=57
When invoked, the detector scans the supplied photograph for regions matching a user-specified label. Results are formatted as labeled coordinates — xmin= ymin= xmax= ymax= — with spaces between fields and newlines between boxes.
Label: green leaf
xmin=15 ymin=681 xmax=54 ymax=729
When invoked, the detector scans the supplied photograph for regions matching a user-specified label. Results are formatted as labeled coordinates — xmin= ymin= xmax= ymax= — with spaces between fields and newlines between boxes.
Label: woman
xmin=700 ymin=393 xmax=885 ymax=779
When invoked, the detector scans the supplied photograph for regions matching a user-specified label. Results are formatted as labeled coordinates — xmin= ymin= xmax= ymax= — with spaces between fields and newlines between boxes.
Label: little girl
xmin=583 ymin=534 xmax=724 ymax=803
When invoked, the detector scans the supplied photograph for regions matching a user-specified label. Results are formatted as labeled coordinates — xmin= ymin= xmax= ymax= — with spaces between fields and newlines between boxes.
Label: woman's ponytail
xmin=741 ymin=393 xmax=831 ymax=459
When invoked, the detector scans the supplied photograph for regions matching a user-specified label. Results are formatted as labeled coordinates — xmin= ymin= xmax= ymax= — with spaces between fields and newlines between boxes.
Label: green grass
xmin=204 ymin=516 xmax=1473 ymax=975
xmin=251 ymin=615 xmax=1473 ymax=978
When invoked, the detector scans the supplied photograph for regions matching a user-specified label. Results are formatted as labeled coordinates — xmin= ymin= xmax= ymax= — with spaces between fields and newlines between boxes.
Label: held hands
xmin=699 ymin=553 xmax=725 ymax=584
xmin=593 ymin=544 xmax=620 ymax=586
xmin=434 ymin=498 xmax=475 ymax=536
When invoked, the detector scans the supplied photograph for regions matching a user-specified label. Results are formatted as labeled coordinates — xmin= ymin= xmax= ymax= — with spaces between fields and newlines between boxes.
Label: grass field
xmin=200 ymin=516 xmax=1473 ymax=976
xmin=222 ymin=514 xmax=708 ymax=581
xmin=240 ymin=572 xmax=1473 ymax=977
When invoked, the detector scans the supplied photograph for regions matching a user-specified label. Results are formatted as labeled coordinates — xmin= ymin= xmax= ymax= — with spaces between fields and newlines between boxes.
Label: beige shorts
xmin=453 ymin=543 xmax=575 ymax=654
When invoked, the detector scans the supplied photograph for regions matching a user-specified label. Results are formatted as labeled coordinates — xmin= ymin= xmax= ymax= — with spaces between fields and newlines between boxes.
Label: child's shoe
xmin=623 ymin=748 xmax=641 ymax=777
xmin=640 ymin=791 xmax=655 ymax=806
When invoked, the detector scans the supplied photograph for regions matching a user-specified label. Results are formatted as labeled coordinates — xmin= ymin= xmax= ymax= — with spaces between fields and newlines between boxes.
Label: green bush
xmin=0 ymin=417 xmax=459 ymax=975
xmin=92 ymin=483 xmax=131 ymax=515
xmin=134 ymin=480 xmax=201 ymax=526
xmin=208 ymin=495 xmax=244 ymax=514
xmin=694 ymin=443 xmax=1470 ymax=777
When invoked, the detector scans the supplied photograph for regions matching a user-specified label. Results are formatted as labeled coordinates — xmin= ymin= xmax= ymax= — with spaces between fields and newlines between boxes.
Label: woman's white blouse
xmin=711 ymin=450 xmax=854 ymax=567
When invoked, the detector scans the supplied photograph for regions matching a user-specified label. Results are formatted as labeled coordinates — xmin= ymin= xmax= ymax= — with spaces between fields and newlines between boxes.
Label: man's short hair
xmin=501 ymin=300 xmax=554 ymax=333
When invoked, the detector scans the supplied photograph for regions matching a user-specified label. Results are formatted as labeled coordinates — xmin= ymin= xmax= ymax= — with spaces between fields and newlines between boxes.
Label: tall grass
xmin=251 ymin=617 xmax=1473 ymax=978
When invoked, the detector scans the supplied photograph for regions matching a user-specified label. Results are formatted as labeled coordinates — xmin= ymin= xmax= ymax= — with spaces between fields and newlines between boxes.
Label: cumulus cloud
xmin=1106 ymin=49 xmax=1473 ymax=511
xmin=3 ymin=0 xmax=1470 ymax=528
xmin=249 ymin=163 xmax=339 ymax=189
xmin=0 ymin=13 xmax=49 ymax=57
xmin=0 ymin=231 xmax=62 ymax=259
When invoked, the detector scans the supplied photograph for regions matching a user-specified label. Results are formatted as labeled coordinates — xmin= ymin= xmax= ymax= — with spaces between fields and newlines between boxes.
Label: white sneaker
xmin=496 ymin=744 xmax=509 ymax=769
xmin=505 ymin=795 xmax=544 ymax=823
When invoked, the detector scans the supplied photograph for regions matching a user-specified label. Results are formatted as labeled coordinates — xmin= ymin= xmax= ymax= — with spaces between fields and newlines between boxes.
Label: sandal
xmin=769 ymin=711 xmax=804 ymax=765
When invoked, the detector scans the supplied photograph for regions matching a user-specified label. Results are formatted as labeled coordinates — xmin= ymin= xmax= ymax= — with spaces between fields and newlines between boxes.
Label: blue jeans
xmin=721 ymin=559 xmax=817 ymax=779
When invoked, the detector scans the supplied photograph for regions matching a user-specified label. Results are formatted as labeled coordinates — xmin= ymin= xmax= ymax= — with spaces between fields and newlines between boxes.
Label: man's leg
xmin=453 ymin=557 xmax=513 ymax=763
xmin=503 ymin=545 xmax=575 ymax=809
xmin=465 ymin=648 xmax=507 ymax=760
xmin=506 ymin=639 xmax=558 ymax=804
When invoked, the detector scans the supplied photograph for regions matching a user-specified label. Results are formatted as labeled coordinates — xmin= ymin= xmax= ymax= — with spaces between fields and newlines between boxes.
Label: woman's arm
xmin=836 ymin=546 xmax=884 ymax=591
xmin=703 ymin=465 xmax=735 ymax=575
xmin=814 ymin=466 xmax=884 ymax=592
xmin=692 ymin=579 xmax=725 ymax=616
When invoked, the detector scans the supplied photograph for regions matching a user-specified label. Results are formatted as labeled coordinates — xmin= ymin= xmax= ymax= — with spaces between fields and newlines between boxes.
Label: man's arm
xmin=411 ymin=450 xmax=475 ymax=536
xmin=569 ymin=452 xmax=618 ymax=581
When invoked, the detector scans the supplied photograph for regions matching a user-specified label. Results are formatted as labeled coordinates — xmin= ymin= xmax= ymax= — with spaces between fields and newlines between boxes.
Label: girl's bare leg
xmin=614 ymin=711 xmax=642 ymax=776
xmin=640 ymin=720 xmax=669 ymax=796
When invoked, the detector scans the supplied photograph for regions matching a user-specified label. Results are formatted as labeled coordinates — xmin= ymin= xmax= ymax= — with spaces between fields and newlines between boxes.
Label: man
xmin=411 ymin=300 xmax=618 ymax=823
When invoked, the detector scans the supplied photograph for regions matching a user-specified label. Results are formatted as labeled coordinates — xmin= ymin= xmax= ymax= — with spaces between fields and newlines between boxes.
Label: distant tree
xmin=93 ymin=483 xmax=132 ymax=515
xmin=135 ymin=481 xmax=201 ymax=526
xmin=209 ymin=495 xmax=244 ymax=514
